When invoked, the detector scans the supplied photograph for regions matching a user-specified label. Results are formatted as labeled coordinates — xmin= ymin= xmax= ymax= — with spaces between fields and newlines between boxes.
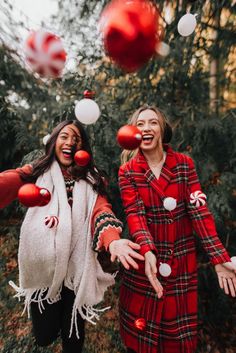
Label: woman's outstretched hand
xmin=109 ymin=239 xmax=144 ymax=270
xmin=215 ymin=263 xmax=236 ymax=297
xmin=145 ymin=251 xmax=163 ymax=299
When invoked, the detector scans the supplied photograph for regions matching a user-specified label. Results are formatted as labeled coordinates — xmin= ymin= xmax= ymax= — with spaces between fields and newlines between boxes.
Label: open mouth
xmin=142 ymin=134 xmax=154 ymax=143
xmin=62 ymin=148 xmax=73 ymax=159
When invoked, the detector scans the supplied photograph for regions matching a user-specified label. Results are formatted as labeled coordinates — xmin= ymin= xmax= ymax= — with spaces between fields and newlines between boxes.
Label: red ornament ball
xmin=83 ymin=90 xmax=96 ymax=99
xmin=39 ymin=188 xmax=51 ymax=206
xmin=18 ymin=183 xmax=41 ymax=207
xmin=134 ymin=318 xmax=146 ymax=331
xmin=74 ymin=150 xmax=91 ymax=167
xmin=100 ymin=0 xmax=160 ymax=72
xmin=117 ymin=125 xmax=142 ymax=150
xmin=24 ymin=29 xmax=66 ymax=78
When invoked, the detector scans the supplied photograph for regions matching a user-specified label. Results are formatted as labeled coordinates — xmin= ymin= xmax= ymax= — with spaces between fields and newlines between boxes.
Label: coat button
xmin=167 ymin=218 xmax=173 ymax=224
xmin=147 ymin=218 xmax=152 ymax=224
xmin=167 ymin=249 xmax=173 ymax=256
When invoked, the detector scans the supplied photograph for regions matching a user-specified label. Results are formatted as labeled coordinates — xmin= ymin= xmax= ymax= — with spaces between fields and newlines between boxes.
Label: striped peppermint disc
xmin=24 ymin=29 xmax=66 ymax=78
xmin=190 ymin=190 xmax=206 ymax=207
xmin=44 ymin=215 xmax=59 ymax=229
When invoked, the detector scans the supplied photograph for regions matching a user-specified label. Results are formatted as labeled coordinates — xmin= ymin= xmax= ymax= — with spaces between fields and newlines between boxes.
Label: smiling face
xmin=136 ymin=109 xmax=163 ymax=153
xmin=55 ymin=124 xmax=82 ymax=167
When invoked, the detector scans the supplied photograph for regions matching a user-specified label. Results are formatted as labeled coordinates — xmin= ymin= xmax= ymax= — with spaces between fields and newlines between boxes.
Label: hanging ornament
xmin=156 ymin=41 xmax=170 ymax=57
xmin=159 ymin=262 xmax=172 ymax=277
xmin=24 ymin=29 xmax=67 ymax=78
xmin=74 ymin=99 xmax=100 ymax=125
xmin=83 ymin=90 xmax=96 ymax=99
xmin=18 ymin=183 xmax=41 ymax=207
xmin=39 ymin=188 xmax=51 ymax=206
xmin=43 ymin=134 xmax=51 ymax=146
xmin=134 ymin=318 xmax=146 ymax=331
xmin=177 ymin=13 xmax=197 ymax=37
xmin=231 ymin=257 xmax=236 ymax=265
xmin=44 ymin=215 xmax=59 ymax=229
xmin=74 ymin=150 xmax=91 ymax=167
xmin=99 ymin=0 xmax=160 ymax=72
xmin=190 ymin=190 xmax=206 ymax=207
xmin=163 ymin=197 xmax=177 ymax=211
xmin=117 ymin=125 xmax=142 ymax=150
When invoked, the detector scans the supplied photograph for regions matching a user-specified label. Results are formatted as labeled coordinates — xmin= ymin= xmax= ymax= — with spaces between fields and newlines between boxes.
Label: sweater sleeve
xmin=185 ymin=156 xmax=230 ymax=265
xmin=0 ymin=164 xmax=32 ymax=209
xmin=91 ymin=194 xmax=123 ymax=251
xmin=118 ymin=164 xmax=157 ymax=256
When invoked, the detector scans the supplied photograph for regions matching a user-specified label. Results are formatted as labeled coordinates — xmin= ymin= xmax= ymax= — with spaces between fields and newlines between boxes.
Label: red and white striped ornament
xmin=190 ymin=190 xmax=206 ymax=207
xmin=44 ymin=215 xmax=59 ymax=229
xmin=24 ymin=29 xmax=66 ymax=78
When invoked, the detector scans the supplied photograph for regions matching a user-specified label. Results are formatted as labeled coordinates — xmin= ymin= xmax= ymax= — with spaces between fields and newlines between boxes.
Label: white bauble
xmin=159 ymin=263 xmax=172 ymax=277
xmin=177 ymin=13 xmax=197 ymax=37
xmin=74 ymin=99 xmax=100 ymax=125
xmin=163 ymin=197 xmax=177 ymax=211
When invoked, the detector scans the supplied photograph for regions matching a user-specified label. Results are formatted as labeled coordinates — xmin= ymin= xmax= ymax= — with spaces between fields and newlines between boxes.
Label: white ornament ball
xmin=159 ymin=262 xmax=172 ymax=277
xmin=74 ymin=99 xmax=100 ymax=125
xmin=231 ymin=257 xmax=236 ymax=265
xmin=156 ymin=41 xmax=170 ymax=57
xmin=163 ymin=197 xmax=177 ymax=211
xmin=44 ymin=215 xmax=59 ymax=229
xmin=43 ymin=134 xmax=51 ymax=145
xmin=177 ymin=13 xmax=197 ymax=37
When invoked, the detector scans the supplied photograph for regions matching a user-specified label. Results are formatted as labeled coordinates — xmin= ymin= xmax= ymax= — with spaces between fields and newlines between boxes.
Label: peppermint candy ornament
xmin=44 ymin=215 xmax=59 ymax=229
xmin=190 ymin=190 xmax=206 ymax=207
xmin=24 ymin=29 xmax=66 ymax=78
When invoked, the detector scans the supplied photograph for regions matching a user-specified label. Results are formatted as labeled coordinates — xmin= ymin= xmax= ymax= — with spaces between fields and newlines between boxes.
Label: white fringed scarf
xmin=9 ymin=160 xmax=115 ymax=337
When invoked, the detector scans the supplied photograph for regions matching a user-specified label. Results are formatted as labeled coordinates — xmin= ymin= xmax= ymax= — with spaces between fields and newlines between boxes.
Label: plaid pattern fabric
xmin=118 ymin=145 xmax=230 ymax=353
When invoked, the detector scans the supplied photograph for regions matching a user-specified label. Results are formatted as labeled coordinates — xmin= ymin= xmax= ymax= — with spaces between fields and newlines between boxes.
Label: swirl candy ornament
xmin=44 ymin=215 xmax=59 ymax=229
xmin=190 ymin=190 xmax=206 ymax=208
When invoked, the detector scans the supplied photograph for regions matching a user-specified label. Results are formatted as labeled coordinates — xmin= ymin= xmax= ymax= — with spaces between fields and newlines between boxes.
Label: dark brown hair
xmin=20 ymin=120 xmax=108 ymax=195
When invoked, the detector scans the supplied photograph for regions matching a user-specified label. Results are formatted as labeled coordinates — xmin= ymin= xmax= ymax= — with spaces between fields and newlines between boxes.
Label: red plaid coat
xmin=118 ymin=145 xmax=230 ymax=353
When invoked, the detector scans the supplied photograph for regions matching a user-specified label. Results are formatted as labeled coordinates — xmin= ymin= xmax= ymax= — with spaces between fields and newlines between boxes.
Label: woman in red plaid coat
xmin=118 ymin=105 xmax=236 ymax=353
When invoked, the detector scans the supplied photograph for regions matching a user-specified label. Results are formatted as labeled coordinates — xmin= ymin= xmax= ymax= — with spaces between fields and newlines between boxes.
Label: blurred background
xmin=0 ymin=0 xmax=235 ymax=352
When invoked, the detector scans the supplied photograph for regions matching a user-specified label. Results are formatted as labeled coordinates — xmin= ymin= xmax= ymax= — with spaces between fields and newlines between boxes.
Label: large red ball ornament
xmin=134 ymin=318 xmax=146 ymax=331
xmin=117 ymin=125 xmax=142 ymax=150
xmin=83 ymin=90 xmax=96 ymax=99
xmin=74 ymin=150 xmax=91 ymax=167
xmin=38 ymin=188 xmax=51 ymax=206
xmin=100 ymin=0 xmax=160 ymax=72
xmin=18 ymin=184 xmax=41 ymax=207
xmin=24 ymin=29 xmax=67 ymax=78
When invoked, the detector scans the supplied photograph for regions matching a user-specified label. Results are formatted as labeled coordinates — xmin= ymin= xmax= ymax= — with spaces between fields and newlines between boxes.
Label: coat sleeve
xmin=0 ymin=164 xmax=32 ymax=209
xmin=185 ymin=156 xmax=230 ymax=265
xmin=118 ymin=164 xmax=157 ymax=256
xmin=91 ymin=194 xmax=123 ymax=251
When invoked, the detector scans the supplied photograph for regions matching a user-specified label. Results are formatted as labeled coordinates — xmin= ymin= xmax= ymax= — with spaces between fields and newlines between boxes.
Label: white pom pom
xmin=159 ymin=263 xmax=172 ymax=277
xmin=190 ymin=190 xmax=206 ymax=207
xmin=163 ymin=197 xmax=177 ymax=211
xmin=231 ymin=256 xmax=236 ymax=265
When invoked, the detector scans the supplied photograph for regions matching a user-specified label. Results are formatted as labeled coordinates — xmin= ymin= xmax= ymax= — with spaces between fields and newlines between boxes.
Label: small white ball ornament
xmin=177 ymin=13 xmax=197 ymax=37
xmin=74 ymin=99 xmax=100 ymax=125
xmin=159 ymin=262 xmax=172 ymax=277
xmin=43 ymin=134 xmax=51 ymax=145
xmin=231 ymin=257 xmax=236 ymax=265
xmin=163 ymin=197 xmax=177 ymax=211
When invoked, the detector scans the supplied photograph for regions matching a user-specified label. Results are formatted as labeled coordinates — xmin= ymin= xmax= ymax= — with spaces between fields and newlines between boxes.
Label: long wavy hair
xmin=120 ymin=105 xmax=172 ymax=165
xmin=20 ymin=120 xmax=108 ymax=195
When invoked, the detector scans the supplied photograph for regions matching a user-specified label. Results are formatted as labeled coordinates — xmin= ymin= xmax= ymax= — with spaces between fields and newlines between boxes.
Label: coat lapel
xmin=135 ymin=145 xmax=176 ymax=198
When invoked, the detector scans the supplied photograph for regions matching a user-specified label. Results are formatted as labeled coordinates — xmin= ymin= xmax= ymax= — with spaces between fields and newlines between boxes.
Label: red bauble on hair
xmin=117 ymin=125 xmax=142 ymax=150
xmin=74 ymin=150 xmax=91 ymax=167
xmin=18 ymin=184 xmax=41 ymax=207
xmin=100 ymin=0 xmax=160 ymax=72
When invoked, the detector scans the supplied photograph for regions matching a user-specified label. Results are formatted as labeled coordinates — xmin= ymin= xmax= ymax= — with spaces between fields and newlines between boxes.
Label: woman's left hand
xmin=215 ymin=263 xmax=236 ymax=297
xmin=109 ymin=239 xmax=144 ymax=270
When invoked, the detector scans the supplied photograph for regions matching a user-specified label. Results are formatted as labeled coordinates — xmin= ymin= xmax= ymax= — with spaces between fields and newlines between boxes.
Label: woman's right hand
xmin=145 ymin=251 xmax=163 ymax=298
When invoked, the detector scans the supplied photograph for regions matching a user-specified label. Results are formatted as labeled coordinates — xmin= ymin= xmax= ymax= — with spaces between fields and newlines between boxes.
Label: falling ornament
xmin=74 ymin=90 xmax=100 ymax=125
xmin=99 ymin=0 xmax=160 ymax=72
xmin=117 ymin=125 xmax=142 ymax=150
xmin=74 ymin=150 xmax=91 ymax=167
xmin=163 ymin=197 xmax=177 ymax=211
xmin=190 ymin=190 xmax=206 ymax=207
xmin=44 ymin=215 xmax=59 ymax=229
xmin=18 ymin=183 xmax=41 ymax=207
xmin=43 ymin=134 xmax=51 ymax=146
xmin=134 ymin=318 xmax=146 ymax=331
xmin=177 ymin=13 xmax=197 ymax=37
xmin=24 ymin=29 xmax=66 ymax=77
xmin=159 ymin=262 xmax=172 ymax=277
xmin=231 ymin=257 xmax=236 ymax=265
xmin=39 ymin=188 xmax=51 ymax=206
